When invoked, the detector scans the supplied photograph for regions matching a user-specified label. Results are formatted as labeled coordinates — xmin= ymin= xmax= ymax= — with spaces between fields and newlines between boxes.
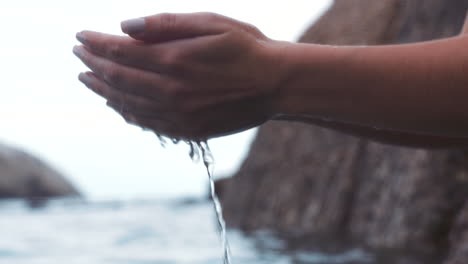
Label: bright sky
xmin=0 ymin=0 xmax=331 ymax=200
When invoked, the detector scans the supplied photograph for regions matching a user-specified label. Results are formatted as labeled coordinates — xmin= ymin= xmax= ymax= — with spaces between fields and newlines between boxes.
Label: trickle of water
xmin=195 ymin=141 xmax=232 ymax=264
xmin=157 ymin=135 xmax=232 ymax=264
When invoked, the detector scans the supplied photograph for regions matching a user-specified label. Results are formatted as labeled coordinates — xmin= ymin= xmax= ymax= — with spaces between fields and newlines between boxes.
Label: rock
xmin=217 ymin=0 xmax=468 ymax=263
xmin=445 ymin=201 xmax=468 ymax=264
xmin=0 ymin=142 xmax=80 ymax=200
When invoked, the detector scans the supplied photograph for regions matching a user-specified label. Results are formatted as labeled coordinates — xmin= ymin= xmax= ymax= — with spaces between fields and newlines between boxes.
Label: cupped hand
xmin=74 ymin=12 xmax=286 ymax=140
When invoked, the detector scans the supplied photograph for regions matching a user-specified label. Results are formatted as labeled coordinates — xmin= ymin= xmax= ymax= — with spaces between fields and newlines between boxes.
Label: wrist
xmin=271 ymin=42 xmax=360 ymax=122
xmin=261 ymin=40 xmax=292 ymax=119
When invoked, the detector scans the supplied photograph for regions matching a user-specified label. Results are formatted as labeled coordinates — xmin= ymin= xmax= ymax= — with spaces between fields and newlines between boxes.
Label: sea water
xmin=0 ymin=134 xmax=376 ymax=264
xmin=0 ymin=198 xmax=375 ymax=264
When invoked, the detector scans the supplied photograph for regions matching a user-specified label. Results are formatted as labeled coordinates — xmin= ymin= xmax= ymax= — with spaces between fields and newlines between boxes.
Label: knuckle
xmin=156 ymin=13 xmax=177 ymax=32
xmin=159 ymin=51 xmax=175 ymax=66
xmin=160 ymin=49 xmax=178 ymax=65
xmin=159 ymin=50 xmax=184 ymax=72
xmin=243 ymin=23 xmax=262 ymax=36
xmin=200 ymin=12 xmax=220 ymax=21
xmin=104 ymin=67 xmax=124 ymax=84
xmin=107 ymin=43 xmax=125 ymax=60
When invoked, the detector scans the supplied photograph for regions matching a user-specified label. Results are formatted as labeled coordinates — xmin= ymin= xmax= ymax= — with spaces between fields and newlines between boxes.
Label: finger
xmin=106 ymin=100 xmax=170 ymax=120
xmin=106 ymin=102 xmax=144 ymax=127
xmin=73 ymin=45 xmax=168 ymax=99
xmin=121 ymin=12 xmax=227 ymax=42
xmin=78 ymin=71 xmax=166 ymax=114
xmin=76 ymin=30 xmax=157 ymax=70
xmin=130 ymin=114 xmax=187 ymax=139
xmin=108 ymin=101 xmax=183 ymax=138
xmin=114 ymin=109 xmax=152 ymax=131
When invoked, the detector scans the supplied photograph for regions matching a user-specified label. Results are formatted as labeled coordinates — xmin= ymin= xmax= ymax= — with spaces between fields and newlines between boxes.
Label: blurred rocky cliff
xmin=0 ymin=142 xmax=80 ymax=201
xmin=217 ymin=1 xmax=468 ymax=263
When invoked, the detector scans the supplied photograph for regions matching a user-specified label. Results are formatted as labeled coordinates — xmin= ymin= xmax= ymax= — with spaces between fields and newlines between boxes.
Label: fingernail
xmin=76 ymin=31 xmax=87 ymax=44
xmin=78 ymin=72 xmax=93 ymax=85
xmin=73 ymin=45 xmax=84 ymax=57
xmin=121 ymin=18 xmax=146 ymax=34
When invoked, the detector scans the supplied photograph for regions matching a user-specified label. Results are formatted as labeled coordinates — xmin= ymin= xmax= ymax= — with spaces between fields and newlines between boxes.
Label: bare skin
xmin=74 ymin=12 xmax=468 ymax=148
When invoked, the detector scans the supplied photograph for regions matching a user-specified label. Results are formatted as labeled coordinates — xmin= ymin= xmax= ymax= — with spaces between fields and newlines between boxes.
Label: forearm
xmin=274 ymin=35 xmax=468 ymax=138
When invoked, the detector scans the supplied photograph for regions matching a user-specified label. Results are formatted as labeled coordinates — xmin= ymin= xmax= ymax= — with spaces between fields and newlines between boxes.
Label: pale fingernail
xmin=78 ymin=72 xmax=93 ymax=85
xmin=76 ymin=31 xmax=87 ymax=44
xmin=73 ymin=45 xmax=84 ymax=57
xmin=121 ymin=18 xmax=146 ymax=34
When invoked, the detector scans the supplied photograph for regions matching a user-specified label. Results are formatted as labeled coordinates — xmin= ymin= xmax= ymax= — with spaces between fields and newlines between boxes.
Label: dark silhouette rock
xmin=0 ymin=142 xmax=80 ymax=201
xmin=217 ymin=1 xmax=468 ymax=263
xmin=446 ymin=201 xmax=468 ymax=263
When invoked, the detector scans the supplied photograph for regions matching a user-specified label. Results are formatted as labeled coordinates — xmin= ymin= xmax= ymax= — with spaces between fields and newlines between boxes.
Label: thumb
xmin=121 ymin=12 xmax=226 ymax=42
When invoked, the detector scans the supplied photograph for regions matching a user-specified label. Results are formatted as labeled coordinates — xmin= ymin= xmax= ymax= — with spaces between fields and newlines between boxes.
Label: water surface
xmin=0 ymin=199 xmax=372 ymax=264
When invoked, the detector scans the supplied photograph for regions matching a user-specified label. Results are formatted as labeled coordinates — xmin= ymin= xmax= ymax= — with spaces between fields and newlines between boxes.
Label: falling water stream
xmin=195 ymin=141 xmax=232 ymax=264
xmin=157 ymin=135 xmax=232 ymax=264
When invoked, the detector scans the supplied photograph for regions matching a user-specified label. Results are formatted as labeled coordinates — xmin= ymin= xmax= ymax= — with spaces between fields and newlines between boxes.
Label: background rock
xmin=217 ymin=1 xmax=468 ymax=263
xmin=0 ymin=142 xmax=80 ymax=200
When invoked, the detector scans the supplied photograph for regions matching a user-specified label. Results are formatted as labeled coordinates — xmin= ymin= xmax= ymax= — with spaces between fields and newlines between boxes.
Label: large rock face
xmin=0 ymin=143 xmax=80 ymax=200
xmin=217 ymin=1 xmax=468 ymax=263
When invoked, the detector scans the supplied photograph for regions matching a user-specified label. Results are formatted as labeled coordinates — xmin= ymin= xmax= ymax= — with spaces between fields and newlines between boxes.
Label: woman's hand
xmin=74 ymin=12 xmax=286 ymax=140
